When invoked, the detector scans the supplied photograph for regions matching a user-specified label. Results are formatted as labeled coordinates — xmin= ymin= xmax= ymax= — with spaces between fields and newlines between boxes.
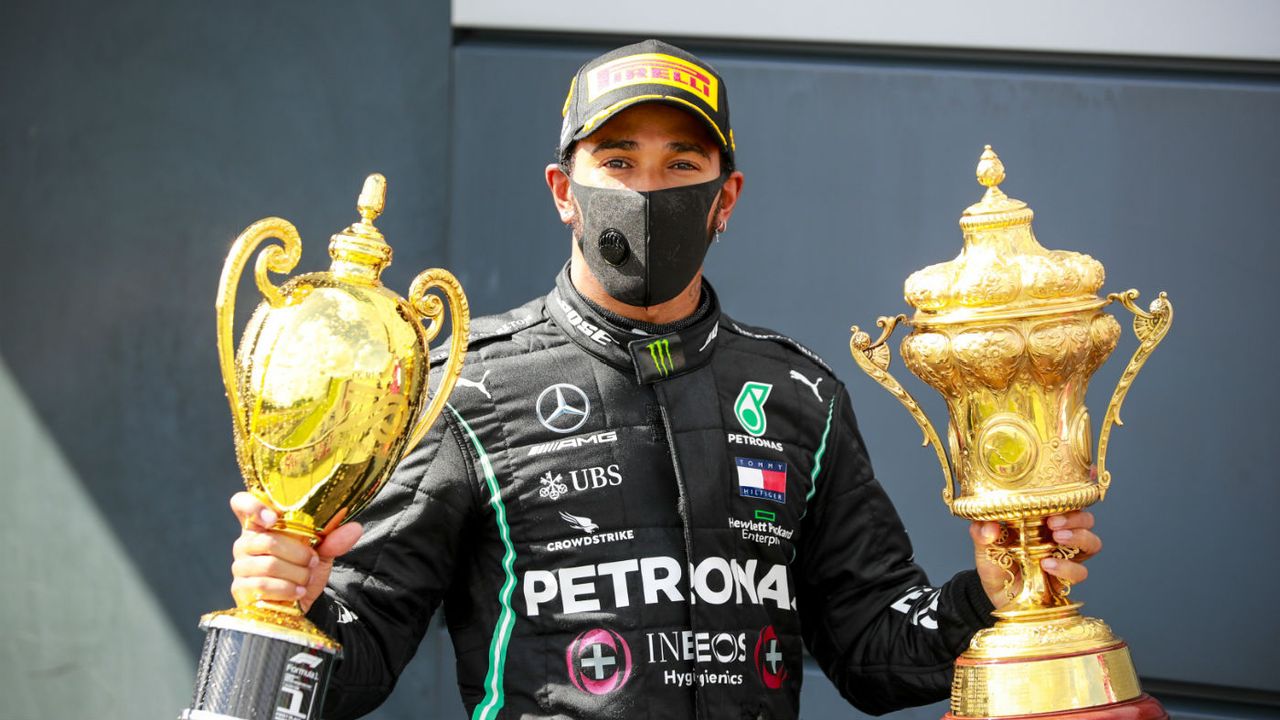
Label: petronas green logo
xmin=647 ymin=338 xmax=674 ymax=377
xmin=734 ymin=381 xmax=773 ymax=437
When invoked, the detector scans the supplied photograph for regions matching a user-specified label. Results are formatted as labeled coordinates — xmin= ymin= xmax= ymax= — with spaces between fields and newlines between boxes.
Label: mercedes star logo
xmin=536 ymin=383 xmax=590 ymax=433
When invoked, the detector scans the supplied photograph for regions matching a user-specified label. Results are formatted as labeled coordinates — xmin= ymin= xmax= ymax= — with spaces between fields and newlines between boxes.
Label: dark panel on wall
xmin=0 ymin=1 xmax=454 ymax=716
xmin=446 ymin=37 xmax=1280 ymax=713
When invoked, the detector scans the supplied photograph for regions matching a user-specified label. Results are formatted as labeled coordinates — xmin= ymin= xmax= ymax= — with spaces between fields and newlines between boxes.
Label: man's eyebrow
xmin=668 ymin=141 xmax=711 ymax=159
xmin=589 ymin=139 xmax=638 ymax=153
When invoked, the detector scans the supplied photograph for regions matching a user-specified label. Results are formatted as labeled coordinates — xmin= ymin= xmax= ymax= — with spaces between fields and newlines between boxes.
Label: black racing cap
xmin=558 ymin=39 xmax=734 ymax=167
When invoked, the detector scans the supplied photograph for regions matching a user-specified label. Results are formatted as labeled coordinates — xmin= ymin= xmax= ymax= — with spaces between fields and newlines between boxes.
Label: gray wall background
xmin=0 ymin=2 xmax=456 ymax=718
xmin=2 ymin=4 xmax=1277 ymax=719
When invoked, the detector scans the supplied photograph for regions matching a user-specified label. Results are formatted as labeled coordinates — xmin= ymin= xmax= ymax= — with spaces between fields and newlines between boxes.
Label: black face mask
xmin=570 ymin=177 xmax=725 ymax=307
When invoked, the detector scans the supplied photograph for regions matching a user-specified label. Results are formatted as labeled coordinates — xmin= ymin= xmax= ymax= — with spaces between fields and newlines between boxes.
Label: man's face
xmin=545 ymin=101 xmax=744 ymax=314
xmin=569 ymin=102 xmax=723 ymax=193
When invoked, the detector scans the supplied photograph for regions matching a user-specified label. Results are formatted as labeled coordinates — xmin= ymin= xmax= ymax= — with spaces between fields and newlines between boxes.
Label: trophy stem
xmin=239 ymin=519 xmax=317 ymax=619
xmin=275 ymin=520 xmax=321 ymax=546
xmin=993 ymin=516 xmax=1077 ymax=620
xmin=967 ymin=513 xmax=1122 ymax=663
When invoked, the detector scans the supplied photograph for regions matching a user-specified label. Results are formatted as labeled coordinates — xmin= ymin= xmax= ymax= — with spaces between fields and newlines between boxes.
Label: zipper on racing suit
xmin=655 ymin=395 xmax=705 ymax=719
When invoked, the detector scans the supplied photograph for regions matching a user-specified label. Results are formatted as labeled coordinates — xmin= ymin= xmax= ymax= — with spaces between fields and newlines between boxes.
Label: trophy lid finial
xmin=963 ymin=144 xmax=1026 ymax=219
xmin=976 ymin=145 xmax=1005 ymax=189
xmin=357 ymin=173 xmax=387 ymax=224
xmin=329 ymin=173 xmax=393 ymax=283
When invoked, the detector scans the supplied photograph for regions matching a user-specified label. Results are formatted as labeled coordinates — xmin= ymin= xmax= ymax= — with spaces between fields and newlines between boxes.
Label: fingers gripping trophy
xmin=850 ymin=148 xmax=1172 ymax=720
xmin=182 ymin=175 xmax=469 ymax=720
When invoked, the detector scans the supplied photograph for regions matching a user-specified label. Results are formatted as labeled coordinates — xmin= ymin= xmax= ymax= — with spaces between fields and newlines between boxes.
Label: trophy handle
xmin=1096 ymin=289 xmax=1173 ymax=500
xmin=850 ymin=315 xmax=957 ymax=507
xmin=405 ymin=268 xmax=471 ymax=450
xmin=215 ymin=218 xmax=303 ymax=445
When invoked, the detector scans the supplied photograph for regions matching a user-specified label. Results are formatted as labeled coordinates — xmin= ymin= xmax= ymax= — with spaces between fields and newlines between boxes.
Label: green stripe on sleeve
xmin=449 ymin=404 xmax=518 ymax=720
xmin=803 ymin=396 xmax=837 ymax=513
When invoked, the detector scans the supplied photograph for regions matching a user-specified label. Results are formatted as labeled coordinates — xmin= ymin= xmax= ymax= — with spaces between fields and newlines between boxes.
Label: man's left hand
xmin=970 ymin=511 xmax=1103 ymax=610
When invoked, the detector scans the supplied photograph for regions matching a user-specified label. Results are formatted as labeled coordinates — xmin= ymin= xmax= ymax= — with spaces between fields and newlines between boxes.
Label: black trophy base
xmin=181 ymin=611 xmax=340 ymax=720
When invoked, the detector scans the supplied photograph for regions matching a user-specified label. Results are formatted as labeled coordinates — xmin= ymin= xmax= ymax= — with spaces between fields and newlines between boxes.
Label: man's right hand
xmin=229 ymin=492 xmax=364 ymax=613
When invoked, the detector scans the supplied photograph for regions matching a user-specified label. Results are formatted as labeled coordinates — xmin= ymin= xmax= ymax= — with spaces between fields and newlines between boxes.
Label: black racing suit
xmin=308 ymin=270 xmax=995 ymax=719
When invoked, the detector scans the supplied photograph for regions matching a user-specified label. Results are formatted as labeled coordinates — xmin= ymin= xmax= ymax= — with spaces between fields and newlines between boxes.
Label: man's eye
xmin=671 ymin=161 xmax=699 ymax=171
xmin=602 ymin=158 xmax=632 ymax=169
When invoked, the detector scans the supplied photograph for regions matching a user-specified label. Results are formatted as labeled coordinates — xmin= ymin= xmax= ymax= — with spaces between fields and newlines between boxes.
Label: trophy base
xmin=181 ymin=608 xmax=341 ymax=720
xmin=947 ymin=639 xmax=1166 ymax=719
xmin=943 ymin=693 xmax=1167 ymax=720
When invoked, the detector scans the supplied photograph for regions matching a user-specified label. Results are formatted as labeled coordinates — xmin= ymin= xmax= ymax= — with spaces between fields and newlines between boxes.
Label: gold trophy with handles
xmin=182 ymin=174 xmax=469 ymax=720
xmin=850 ymin=148 xmax=1171 ymax=720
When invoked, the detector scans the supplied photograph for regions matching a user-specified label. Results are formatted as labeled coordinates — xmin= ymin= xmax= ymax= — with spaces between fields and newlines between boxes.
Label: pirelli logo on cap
xmin=587 ymin=53 xmax=718 ymax=111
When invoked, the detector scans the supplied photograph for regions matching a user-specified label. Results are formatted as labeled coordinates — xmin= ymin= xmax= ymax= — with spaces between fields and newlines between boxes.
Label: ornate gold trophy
xmin=182 ymin=175 xmax=469 ymax=720
xmin=850 ymin=148 xmax=1172 ymax=720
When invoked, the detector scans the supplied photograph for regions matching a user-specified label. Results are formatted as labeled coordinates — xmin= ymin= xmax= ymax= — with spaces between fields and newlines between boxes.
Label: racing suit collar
xmin=547 ymin=267 xmax=722 ymax=384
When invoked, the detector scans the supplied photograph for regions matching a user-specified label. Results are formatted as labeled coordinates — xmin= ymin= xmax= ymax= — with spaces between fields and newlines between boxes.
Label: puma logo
xmin=456 ymin=370 xmax=492 ymax=400
xmin=789 ymin=369 xmax=822 ymax=402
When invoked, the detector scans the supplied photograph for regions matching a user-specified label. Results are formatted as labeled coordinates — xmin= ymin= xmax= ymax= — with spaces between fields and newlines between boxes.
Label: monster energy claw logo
xmin=647 ymin=338 xmax=674 ymax=377
xmin=734 ymin=381 xmax=773 ymax=437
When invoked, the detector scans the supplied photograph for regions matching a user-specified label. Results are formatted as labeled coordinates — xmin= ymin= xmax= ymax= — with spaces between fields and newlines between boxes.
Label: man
xmin=229 ymin=39 xmax=1101 ymax=718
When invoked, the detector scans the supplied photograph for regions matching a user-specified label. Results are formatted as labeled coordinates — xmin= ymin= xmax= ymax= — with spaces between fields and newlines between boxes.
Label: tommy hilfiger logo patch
xmin=735 ymin=457 xmax=787 ymax=504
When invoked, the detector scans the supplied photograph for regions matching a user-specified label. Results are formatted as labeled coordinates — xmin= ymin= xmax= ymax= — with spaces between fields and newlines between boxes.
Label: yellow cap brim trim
xmin=561 ymin=76 xmax=577 ymax=118
xmin=576 ymin=94 xmax=730 ymax=153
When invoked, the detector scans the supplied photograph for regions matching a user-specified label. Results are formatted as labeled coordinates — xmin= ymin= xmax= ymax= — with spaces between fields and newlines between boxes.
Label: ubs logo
xmin=566 ymin=628 xmax=632 ymax=695
xmin=537 ymin=383 xmax=590 ymax=434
